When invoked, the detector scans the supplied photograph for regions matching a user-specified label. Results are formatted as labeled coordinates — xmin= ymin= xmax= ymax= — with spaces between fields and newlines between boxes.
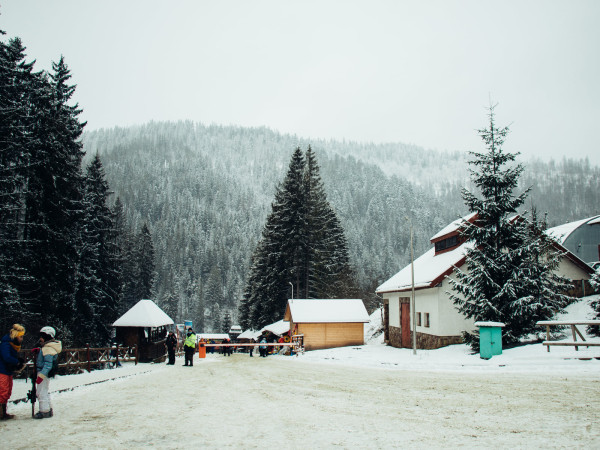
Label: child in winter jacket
xmin=34 ymin=326 xmax=62 ymax=419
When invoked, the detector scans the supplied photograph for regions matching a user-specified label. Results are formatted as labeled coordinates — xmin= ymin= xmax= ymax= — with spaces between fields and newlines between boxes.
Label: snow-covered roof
xmin=260 ymin=319 xmax=290 ymax=336
xmin=376 ymin=242 xmax=473 ymax=293
xmin=197 ymin=333 xmax=230 ymax=341
xmin=113 ymin=299 xmax=174 ymax=328
xmin=546 ymin=215 xmax=600 ymax=244
xmin=284 ymin=299 xmax=370 ymax=323
xmin=430 ymin=212 xmax=477 ymax=241
xmin=474 ymin=322 xmax=505 ymax=327
xmin=238 ymin=329 xmax=261 ymax=341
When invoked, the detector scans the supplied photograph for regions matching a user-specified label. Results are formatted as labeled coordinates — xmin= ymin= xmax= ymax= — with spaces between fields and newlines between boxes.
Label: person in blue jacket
xmin=34 ymin=326 xmax=62 ymax=419
xmin=0 ymin=324 xmax=26 ymax=420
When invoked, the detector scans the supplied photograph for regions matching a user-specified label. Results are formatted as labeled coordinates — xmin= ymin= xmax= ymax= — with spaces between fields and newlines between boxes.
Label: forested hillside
xmin=83 ymin=122 xmax=600 ymax=331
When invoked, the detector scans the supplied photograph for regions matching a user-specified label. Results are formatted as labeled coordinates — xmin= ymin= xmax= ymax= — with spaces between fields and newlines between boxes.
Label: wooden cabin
xmin=113 ymin=299 xmax=174 ymax=363
xmin=283 ymin=299 xmax=370 ymax=351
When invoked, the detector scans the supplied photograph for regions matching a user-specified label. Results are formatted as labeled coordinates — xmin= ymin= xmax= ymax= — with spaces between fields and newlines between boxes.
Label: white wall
xmin=557 ymin=257 xmax=590 ymax=280
xmin=384 ymin=276 xmax=475 ymax=338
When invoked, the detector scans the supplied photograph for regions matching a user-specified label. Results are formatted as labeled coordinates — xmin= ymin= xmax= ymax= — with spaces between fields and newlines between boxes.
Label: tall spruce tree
xmin=0 ymin=31 xmax=128 ymax=345
xmin=303 ymin=146 xmax=354 ymax=299
xmin=73 ymin=154 xmax=120 ymax=345
xmin=449 ymin=105 xmax=572 ymax=347
xmin=0 ymin=35 xmax=38 ymax=330
xmin=0 ymin=39 xmax=86 ymax=341
xmin=240 ymin=147 xmax=357 ymax=329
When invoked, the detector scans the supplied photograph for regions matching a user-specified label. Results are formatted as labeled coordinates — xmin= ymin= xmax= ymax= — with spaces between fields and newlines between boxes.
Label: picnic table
xmin=536 ymin=320 xmax=600 ymax=352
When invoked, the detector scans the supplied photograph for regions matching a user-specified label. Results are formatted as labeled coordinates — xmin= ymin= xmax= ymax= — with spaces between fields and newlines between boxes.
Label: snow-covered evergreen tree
xmin=221 ymin=311 xmax=233 ymax=334
xmin=240 ymin=147 xmax=358 ymax=329
xmin=449 ymin=105 xmax=572 ymax=347
xmin=303 ymin=146 xmax=355 ymax=299
xmin=588 ymin=268 xmax=600 ymax=336
xmin=73 ymin=155 xmax=120 ymax=345
xmin=0 ymin=35 xmax=37 ymax=331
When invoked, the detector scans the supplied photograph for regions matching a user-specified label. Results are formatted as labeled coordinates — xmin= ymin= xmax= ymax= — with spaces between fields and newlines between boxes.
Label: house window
xmin=434 ymin=235 xmax=459 ymax=253
xmin=416 ymin=312 xmax=421 ymax=327
xmin=424 ymin=313 xmax=430 ymax=328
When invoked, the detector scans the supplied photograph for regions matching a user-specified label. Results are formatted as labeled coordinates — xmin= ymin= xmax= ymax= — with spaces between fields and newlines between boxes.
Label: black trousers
xmin=184 ymin=347 xmax=194 ymax=366
xmin=167 ymin=348 xmax=175 ymax=364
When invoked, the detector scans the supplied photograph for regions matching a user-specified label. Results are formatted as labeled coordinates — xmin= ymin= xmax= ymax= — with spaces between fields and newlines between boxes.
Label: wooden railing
xmin=18 ymin=344 xmax=138 ymax=376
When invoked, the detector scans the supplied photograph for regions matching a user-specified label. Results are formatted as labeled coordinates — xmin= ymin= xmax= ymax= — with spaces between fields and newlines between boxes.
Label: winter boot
xmin=1 ymin=403 xmax=15 ymax=420
xmin=34 ymin=410 xmax=52 ymax=419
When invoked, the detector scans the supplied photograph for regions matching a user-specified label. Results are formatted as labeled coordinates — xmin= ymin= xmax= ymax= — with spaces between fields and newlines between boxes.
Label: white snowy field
xmin=2 ymin=296 xmax=600 ymax=448
xmin=3 ymin=344 xmax=600 ymax=448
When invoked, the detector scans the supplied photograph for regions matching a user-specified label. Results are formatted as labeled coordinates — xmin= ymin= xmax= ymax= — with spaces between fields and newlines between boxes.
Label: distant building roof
xmin=237 ymin=329 xmax=261 ymax=340
xmin=430 ymin=212 xmax=477 ymax=241
xmin=113 ymin=299 xmax=174 ymax=328
xmin=284 ymin=299 xmax=370 ymax=323
xmin=546 ymin=215 xmax=600 ymax=244
xmin=261 ymin=319 xmax=290 ymax=336
xmin=376 ymin=242 xmax=472 ymax=293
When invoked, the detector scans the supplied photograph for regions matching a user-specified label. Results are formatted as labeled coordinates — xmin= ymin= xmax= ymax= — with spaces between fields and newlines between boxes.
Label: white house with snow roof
xmin=283 ymin=299 xmax=369 ymax=351
xmin=376 ymin=214 xmax=593 ymax=350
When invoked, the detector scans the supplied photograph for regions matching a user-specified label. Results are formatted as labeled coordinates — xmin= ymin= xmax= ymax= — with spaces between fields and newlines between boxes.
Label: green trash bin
xmin=474 ymin=322 xmax=505 ymax=359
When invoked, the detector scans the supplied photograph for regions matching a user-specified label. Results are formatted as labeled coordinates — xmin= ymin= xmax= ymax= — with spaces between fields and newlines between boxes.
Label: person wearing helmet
xmin=34 ymin=326 xmax=62 ymax=419
xmin=0 ymin=324 xmax=26 ymax=420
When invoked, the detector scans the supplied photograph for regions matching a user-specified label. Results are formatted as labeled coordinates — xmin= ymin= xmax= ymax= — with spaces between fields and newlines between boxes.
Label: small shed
xmin=113 ymin=299 xmax=174 ymax=363
xmin=283 ymin=299 xmax=370 ymax=351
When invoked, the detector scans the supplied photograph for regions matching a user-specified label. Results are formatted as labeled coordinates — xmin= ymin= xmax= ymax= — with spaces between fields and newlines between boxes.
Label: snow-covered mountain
xmin=83 ymin=121 xmax=600 ymax=328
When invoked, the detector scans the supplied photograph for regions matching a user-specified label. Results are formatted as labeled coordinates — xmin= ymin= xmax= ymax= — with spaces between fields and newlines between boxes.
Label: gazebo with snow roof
xmin=283 ymin=299 xmax=369 ymax=351
xmin=113 ymin=299 xmax=174 ymax=363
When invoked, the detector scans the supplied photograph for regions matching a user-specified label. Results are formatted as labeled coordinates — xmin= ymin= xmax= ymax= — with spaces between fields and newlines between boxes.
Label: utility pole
xmin=409 ymin=220 xmax=417 ymax=355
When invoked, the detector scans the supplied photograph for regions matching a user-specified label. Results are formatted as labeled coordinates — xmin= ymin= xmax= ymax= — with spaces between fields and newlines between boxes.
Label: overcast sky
xmin=3 ymin=1 xmax=599 ymax=163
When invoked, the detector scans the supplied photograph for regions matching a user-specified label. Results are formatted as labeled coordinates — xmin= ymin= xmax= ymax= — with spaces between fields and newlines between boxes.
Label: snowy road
xmin=2 ymin=352 xmax=599 ymax=448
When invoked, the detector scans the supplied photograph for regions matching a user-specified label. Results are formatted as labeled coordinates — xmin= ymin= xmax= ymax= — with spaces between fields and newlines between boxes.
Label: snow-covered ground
xmin=2 ymin=296 xmax=600 ymax=448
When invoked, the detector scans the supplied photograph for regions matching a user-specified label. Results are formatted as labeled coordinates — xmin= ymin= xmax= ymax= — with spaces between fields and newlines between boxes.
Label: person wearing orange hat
xmin=0 ymin=324 xmax=26 ymax=420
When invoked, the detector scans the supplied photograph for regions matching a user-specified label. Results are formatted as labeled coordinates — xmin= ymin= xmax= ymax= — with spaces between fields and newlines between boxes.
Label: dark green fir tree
xmin=449 ymin=104 xmax=572 ymax=348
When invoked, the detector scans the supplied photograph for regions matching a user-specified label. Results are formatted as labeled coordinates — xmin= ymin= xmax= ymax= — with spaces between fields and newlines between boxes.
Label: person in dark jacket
xmin=0 ymin=324 xmax=26 ymax=420
xmin=166 ymin=331 xmax=177 ymax=365
xmin=259 ymin=337 xmax=268 ymax=357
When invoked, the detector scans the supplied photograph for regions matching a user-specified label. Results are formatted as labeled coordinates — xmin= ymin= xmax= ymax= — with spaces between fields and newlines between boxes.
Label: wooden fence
xmin=18 ymin=344 xmax=138 ymax=377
